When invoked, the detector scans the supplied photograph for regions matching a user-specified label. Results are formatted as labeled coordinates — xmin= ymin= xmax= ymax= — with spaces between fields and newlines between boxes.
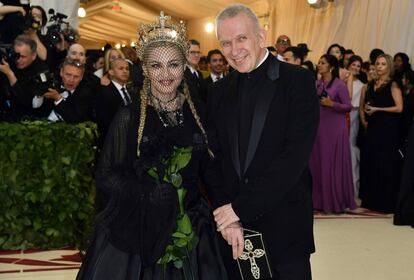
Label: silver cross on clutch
xmin=239 ymin=239 xmax=266 ymax=279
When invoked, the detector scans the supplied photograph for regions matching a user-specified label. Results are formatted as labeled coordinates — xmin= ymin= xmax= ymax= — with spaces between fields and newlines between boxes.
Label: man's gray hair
xmin=109 ymin=58 xmax=128 ymax=70
xmin=14 ymin=35 xmax=37 ymax=54
xmin=215 ymin=4 xmax=261 ymax=35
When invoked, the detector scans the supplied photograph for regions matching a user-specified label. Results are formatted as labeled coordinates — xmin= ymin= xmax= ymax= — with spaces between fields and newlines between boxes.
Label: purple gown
xmin=310 ymin=78 xmax=357 ymax=213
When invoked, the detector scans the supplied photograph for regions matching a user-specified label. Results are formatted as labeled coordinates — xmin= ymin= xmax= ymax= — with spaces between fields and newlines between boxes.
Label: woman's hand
xmin=364 ymin=105 xmax=379 ymax=116
xmin=320 ymin=96 xmax=334 ymax=107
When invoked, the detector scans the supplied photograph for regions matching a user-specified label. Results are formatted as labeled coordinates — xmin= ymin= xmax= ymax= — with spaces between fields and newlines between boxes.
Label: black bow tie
xmin=59 ymin=86 xmax=72 ymax=94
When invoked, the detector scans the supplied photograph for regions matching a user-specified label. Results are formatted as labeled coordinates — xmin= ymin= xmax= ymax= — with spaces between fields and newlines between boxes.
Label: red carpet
xmin=0 ymin=209 xmax=391 ymax=275
xmin=0 ymin=249 xmax=80 ymax=274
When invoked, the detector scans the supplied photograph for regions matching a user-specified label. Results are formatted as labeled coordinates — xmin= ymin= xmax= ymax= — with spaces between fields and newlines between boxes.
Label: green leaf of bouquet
xmin=176 ymin=188 xmax=187 ymax=214
xmin=172 ymin=232 xmax=186 ymax=238
xmin=147 ymin=168 xmax=159 ymax=182
xmin=173 ymin=259 xmax=183 ymax=269
xmin=175 ymin=152 xmax=192 ymax=171
xmin=177 ymin=213 xmax=192 ymax=234
xmin=174 ymin=238 xmax=187 ymax=247
xmin=170 ymin=173 xmax=182 ymax=188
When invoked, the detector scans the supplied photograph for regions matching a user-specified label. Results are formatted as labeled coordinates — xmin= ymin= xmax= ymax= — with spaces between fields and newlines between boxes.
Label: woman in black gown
xmin=76 ymin=12 xmax=228 ymax=280
xmin=359 ymin=54 xmax=403 ymax=213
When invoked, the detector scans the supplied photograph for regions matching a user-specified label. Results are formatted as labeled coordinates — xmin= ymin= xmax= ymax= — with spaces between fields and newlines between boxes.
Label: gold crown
xmin=137 ymin=11 xmax=189 ymax=60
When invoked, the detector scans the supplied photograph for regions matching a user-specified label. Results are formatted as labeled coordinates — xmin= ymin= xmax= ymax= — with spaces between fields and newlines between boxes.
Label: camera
xmin=31 ymin=71 xmax=61 ymax=96
xmin=23 ymin=14 xmax=41 ymax=30
xmin=319 ymin=90 xmax=328 ymax=99
xmin=0 ymin=44 xmax=20 ymax=64
xmin=12 ymin=8 xmax=41 ymax=33
xmin=46 ymin=9 xmax=77 ymax=48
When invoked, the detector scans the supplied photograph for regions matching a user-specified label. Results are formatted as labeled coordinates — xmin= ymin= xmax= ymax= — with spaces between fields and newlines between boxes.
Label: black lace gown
xmin=76 ymin=99 xmax=228 ymax=280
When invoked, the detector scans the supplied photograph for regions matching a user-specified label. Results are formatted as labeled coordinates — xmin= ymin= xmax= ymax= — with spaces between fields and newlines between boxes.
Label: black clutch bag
xmin=237 ymin=229 xmax=273 ymax=280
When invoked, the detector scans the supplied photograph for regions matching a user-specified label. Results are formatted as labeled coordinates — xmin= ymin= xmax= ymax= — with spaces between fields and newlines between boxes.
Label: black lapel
xmin=243 ymin=56 xmax=280 ymax=173
xmin=110 ymin=82 xmax=124 ymax=106
xmin=226 ymin=72 xmax=242 ymax=180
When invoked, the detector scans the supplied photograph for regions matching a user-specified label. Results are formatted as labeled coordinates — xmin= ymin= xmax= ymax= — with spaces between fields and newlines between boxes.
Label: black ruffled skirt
xmin=76 ymin=199 xmax=228 ymax=280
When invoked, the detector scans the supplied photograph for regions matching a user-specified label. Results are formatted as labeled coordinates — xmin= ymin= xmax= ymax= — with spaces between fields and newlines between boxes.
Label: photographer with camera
xmin=0 ymin=34 xmax=48 ymax=120
xmin=45 ymin=9 xmax=79 ymax=74
xmin=0 ymin=3 xmax=48 ymax=61
xmin=23 ymin=5 xmax=48 ymax=61
xmin=32 ymin=58 xmax=94 ymax=123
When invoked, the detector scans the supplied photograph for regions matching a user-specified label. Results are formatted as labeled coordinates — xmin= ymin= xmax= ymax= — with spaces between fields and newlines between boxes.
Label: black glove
xmin=148 ymin=183 xmax=178 ymax=207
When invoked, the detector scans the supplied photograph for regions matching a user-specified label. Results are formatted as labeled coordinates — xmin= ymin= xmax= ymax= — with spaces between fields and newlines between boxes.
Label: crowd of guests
xmin=269 ymin=37 xmax=413 ymax=222
xmin=1 ymin=4 xmax=413 ymax=225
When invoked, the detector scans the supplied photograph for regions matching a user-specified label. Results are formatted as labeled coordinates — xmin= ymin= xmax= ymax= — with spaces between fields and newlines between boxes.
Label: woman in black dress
xmin=359 ymin=54 xmax=403 ymax=213
xmin=76 ymin=12 xmax=228 ymax=280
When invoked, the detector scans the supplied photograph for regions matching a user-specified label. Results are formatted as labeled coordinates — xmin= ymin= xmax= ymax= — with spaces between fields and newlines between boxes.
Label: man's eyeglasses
xmin=277 ymin=38 xmax=290 ymax=45
xmin=63 ymin=59 xmax=85 ymax=69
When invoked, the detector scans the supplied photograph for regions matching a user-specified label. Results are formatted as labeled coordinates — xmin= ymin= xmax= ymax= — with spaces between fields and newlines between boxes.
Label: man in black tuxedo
xmin=96 ymin=58 xmax=132 ymax=146
xmin=206 ymin=4 xmax=319 ymax=280
xmin=32 ymin=58 xmax=94 ymax=123
xmin=205 ymin=49 xmax=225 ymax=85
xmin=184 ymin=39 xmax=207 ymax=102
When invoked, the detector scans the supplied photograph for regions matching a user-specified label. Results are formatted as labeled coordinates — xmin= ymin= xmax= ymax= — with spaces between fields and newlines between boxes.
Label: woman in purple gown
xmin=310 ymin=54 xmax=357 ymax=213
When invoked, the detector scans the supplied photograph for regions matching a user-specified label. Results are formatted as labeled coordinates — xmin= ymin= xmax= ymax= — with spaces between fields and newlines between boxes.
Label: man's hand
xmin=213 ymin=203 xmax=240 ymax=232
xmin=220 ymin=222 xmax=244 ymax=259
xmin=43 ymin=88 xmax=62 ymax=102
xmin=0 ymin=59 xmax=11 ymax=74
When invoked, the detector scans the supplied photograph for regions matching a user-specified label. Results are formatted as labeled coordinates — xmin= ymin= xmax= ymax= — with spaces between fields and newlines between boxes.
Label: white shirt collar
xmin=255 ymin=49 xmax=270 ymax=70
xmin=277 ymin=53 xmax=285 ymax=62
xmin=210 ymin=73 xmax=223 ymax=81
xmin=187 ymin=64 xmax=198 ymax=75
xmin=112 ymin=80 xmax=127 ymax=91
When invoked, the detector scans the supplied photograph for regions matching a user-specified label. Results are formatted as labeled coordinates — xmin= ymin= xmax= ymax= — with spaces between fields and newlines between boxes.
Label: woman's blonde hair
xmin=104 ymin=48 xmax=125 ymax=73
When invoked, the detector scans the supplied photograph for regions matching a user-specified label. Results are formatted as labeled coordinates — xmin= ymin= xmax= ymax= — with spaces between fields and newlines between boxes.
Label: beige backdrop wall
xmin=187 ymin=0 xmax=414 ymax=63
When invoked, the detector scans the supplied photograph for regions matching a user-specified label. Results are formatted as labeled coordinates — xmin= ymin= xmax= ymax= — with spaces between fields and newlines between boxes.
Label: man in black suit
xmin=206 ymin=4 xmax=319 ymax=280
xmin=205 ymin=49 xmax=225 ymax=85
xmin=96 ymin=58 xmax=132 ymax=146
xmin=184 ymin=39 xmax=207 ymax=102
xmin=32 ymin=58 xmax=94 ymax=123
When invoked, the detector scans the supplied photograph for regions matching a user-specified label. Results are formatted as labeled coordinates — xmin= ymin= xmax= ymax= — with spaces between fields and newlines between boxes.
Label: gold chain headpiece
xmin=137 ymin=11 xmax=189 ymax=60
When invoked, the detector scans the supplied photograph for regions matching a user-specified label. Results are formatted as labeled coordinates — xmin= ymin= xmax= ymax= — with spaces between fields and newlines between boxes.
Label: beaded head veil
xmin=138 ymin=11 xmax=189 ymax=127
xmin=136 ymin=12 xmax=212 ymax=157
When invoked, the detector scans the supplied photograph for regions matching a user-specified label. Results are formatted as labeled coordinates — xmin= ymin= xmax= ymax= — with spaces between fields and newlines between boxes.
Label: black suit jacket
xmin=54 ymin=84 xmax=94 ymax=123
xmin=205 ymin=75 xmax=214 ymax=86
xmin=206 ymin=55 xmax=319 ymax=265
xmin=10 ymin=57 xmax=49 ymax=120
xmin=96 ymin=82 xmax=130 ymax=145
xmin=34 ymin=84 xmax=94 ymax=123
xmin=184 ymin=67 xmax=207 ymax=103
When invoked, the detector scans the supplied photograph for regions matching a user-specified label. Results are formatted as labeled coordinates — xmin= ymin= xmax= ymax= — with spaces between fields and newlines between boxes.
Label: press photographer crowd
xmin=0 ymin=3 xmax=144 ymax=146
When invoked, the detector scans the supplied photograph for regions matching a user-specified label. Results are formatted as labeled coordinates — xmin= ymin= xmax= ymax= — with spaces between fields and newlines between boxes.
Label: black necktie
xmin=193 ymin=71 xmax=199 ymax=80
xmin=215 ymin=76 xmax=221 ymax=82
xmin=121 ymin=87 xmax=132 ymax=105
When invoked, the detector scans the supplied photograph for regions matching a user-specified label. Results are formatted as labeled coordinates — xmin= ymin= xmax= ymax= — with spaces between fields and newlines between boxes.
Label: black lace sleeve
xmin=94 ymin=106 xmax=148 ymax=228
xmin=94 ymin=105 xmax=178 ymax=264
